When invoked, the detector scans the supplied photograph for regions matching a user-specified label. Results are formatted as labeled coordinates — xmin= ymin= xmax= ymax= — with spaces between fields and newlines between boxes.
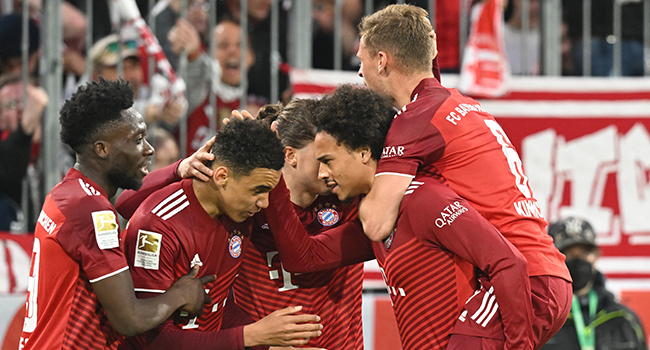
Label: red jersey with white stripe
xmin=122 ymin=178 xmax=251 ymax=337
xmin=233 ymin=195 xmax=365 ymax=350
xmin=20 ymin=168 xmax=127 ymax=350
xmin=377 ymin=78 xmax=569 ymax=280
xmin=265 ymin=176 xmax=533 ymax=350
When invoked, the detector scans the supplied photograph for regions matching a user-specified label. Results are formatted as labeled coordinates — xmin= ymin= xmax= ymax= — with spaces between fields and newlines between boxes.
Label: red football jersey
xmin=266 ymin=176 xmax=533 ymax=350
xmin=122 ymin=178 xmax=251 ymax=346
xmin=377 ymin=78 xmax=570 ymax=280
xmin=20 ymin=168 xmax=127 ymax=350
xmin=233 ymin=195 xmax=366 ymax=350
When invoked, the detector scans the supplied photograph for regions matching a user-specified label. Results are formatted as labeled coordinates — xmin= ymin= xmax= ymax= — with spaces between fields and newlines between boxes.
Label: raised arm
xmin=116 ymin=137 xmax=215 ymax=219
xmin=358 ymin=174 xmax=413 ymax=242
xmin=410 ymin=181 xmax=533 ymax=350
xmin=265 ymin=177 xmax=374 ymax=273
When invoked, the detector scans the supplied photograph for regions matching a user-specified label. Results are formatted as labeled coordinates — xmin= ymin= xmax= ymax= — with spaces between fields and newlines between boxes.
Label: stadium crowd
xmin=0 ymin=1 xmax=647 ymax=350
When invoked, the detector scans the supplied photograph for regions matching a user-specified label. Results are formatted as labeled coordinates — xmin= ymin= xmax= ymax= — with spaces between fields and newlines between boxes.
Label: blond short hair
xmin=358 ymin=4 xmax=433 ymax=75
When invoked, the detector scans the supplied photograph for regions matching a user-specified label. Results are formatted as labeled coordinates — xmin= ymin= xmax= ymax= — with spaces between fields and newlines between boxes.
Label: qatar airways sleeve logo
xmin=435 ymin=201 xmax=469 ymax=228
xmin=382 ymin=145 xmax=405 ymax=159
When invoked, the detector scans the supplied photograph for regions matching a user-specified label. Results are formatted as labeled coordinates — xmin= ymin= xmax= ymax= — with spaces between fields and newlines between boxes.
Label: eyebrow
xmin=254 ymin=185 xmax=273 ymax=191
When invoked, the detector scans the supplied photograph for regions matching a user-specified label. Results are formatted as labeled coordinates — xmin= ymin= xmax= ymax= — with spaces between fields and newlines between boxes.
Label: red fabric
xmin=266 ymin=175 xmax=533 ymax=350
xmin=529 ymin=276 xmax=573 ymax=349
xmin=377 ymin=78 xmax=570 ymax=282
xmin=21 ymin=168 xmax=126 ymax=350
xmin=115 ymin=159 xmax=182 ymax=220
xmin=233 ymin=194 xmax=365 ymax=350
xmin=183 ymin=97 xmax=241 ymax=157
xmin=123 ymin=179 xmax=251 ymax=335
xmin=435 ymin=1 xmax=460 ymax=71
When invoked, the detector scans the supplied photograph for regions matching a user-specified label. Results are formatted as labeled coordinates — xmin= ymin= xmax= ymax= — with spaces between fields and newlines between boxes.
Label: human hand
xmin=223 ymin=109 xmax=255 ymax=125
xmin=169 ymin=265 xmax=216 ymax=316
xmin=160 ymin=97 xmax=184 ymax=125
xmin=22 ymin=85 xmax=48 ymax=136
xmin=243 ymin=306 xmax=323 ymax=347
xmin=168 ymin=18 xmax=201 ymax=58
xmin=177 ymin=136 xmax=215 ymax=181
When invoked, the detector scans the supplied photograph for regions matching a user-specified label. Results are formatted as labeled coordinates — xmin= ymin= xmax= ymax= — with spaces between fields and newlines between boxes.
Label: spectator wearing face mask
xmin=542 ymin=217 xmax=647 ymax=350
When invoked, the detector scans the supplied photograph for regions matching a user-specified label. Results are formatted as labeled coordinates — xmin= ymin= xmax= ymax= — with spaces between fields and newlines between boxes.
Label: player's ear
xmin=94 ymin=140 xmax=109 ymax=159
xmin=213 ymin=166 xmax=229 ymax=187
xmin=284 ymin=146 xmax=297 ymax=167
xmin=378 ymin=51 xmax=388 ymax=75
xmin=359 ymin=146 xmax=373 ymax=164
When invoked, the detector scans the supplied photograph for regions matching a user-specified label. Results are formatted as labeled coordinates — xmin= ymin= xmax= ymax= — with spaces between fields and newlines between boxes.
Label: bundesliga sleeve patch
xmin=91 ymin=210 xmax=120 ymax=249
xmin=135 ymin=230 xmax=163 ymax=270
xmin=317 ymin=207 xmax=339 ymax=226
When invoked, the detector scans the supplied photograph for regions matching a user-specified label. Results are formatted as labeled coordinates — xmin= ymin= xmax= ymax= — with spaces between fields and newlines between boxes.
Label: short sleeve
xmin=56 ymin=197 xmax=128 ymax=283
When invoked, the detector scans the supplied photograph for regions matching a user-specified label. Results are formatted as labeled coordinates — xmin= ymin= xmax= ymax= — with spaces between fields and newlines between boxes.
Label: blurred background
xmin=1 ymin=0 xmax=649 ymax=349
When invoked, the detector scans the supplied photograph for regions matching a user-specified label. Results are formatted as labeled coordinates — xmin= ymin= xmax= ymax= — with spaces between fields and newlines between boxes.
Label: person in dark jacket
xmin=542 ymin=217 xmax=647 ymax=350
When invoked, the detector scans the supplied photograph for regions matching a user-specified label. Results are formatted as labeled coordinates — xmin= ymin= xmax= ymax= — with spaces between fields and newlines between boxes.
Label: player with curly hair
xmin=228 ymin=98 xmax=370 ymax=350
xmin=262 ymin=84 xmax=531 ymax=350
xmin=356 ymin=4 xmax=572 ymax=349
xmin=120 ymin=118 xmax=324 ymax=349
xmin=20 ymin=78 xmax=215 ymax=350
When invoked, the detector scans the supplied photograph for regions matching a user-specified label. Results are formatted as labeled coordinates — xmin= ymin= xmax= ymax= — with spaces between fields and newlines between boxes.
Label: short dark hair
xmin=257 ymin=99 xmax=321 ymax=149
xmin=59 ymin=78 xmax=134 ymax=152
xmin=315 ymin=84 xmax=394 ymax=160
xmin=208 ymin=118 xmax=285 ymax=177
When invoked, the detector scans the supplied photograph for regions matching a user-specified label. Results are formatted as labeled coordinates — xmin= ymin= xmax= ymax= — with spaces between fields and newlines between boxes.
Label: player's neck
xmin=389 ymin=71 xmax=434 ymax=109
xmin=192 ymin=178 xmax=222 ymax=217
xmin=73 ymin=161 xmax=116 ymax=198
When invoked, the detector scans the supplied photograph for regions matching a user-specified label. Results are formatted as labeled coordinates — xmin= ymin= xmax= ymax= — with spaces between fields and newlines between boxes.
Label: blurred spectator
xmin=563 ymin=0 xmax=644 ymax=76
xmin=312 ymin=0 xmax=362 ymax=71
xmin=0 ymin=14 xmax=40 ymax=76
xmin=217 ymin=0 xmax=288 ymax=104
xmin=0 ymin=73 xmax=47 ymax=232
xmin=87 ymin=34 xmax=183 ymax=129
xmin=503 ymin=0 xmax=540 ymax=75
xmin=148 ymin=126 xmax=179 ymax=172
xmin=151 ymin=0 xmax=210 ymax=72
xmin=169 ymin=17 xmax=258 ymax=156
xmin=543 ymin=217 xmax=647 ymax=350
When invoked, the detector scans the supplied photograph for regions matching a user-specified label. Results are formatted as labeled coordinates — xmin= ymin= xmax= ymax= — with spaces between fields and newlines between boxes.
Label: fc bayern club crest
xmin=383 ymin=228 xmax=396 ymax=250
xmin=229 ymin=235 xmax=242 ymax=258
xmin=317 ymin=208 xmax=339 ymax=226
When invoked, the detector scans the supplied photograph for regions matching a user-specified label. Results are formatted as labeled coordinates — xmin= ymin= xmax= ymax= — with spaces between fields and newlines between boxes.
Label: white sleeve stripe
xmin=374 ymin=172 xmax=415 ymax=178
xmin=89 ymin=266 xmax=129 ymax=283
xmin=161 ymin=200 xmax=190 ymax=220
xmin=134 ymin=288 xmax=166 ymax=294
xmin=152 ymin=189 xmax=184 ymax=214
xmin=156 ymin=195 xmax=187 ymax=217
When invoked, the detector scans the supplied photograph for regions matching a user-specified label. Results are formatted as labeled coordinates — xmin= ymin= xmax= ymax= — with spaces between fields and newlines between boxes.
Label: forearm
xmin=267 ymin=178 xmax=373 ymax=272
xmin=146 ymin=320 xmax=245 ymax=350
xmin=359 ymin=175 xmax=411 ymax=241
xmin=116 ymin=159 xmax=183 ymax=219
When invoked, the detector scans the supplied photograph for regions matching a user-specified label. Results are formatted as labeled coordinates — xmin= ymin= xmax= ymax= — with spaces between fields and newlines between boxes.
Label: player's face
xmin=106 ymin=108 xmax=154 ymax=191
xmin=314 ymin=132 xmax=372 ymax=202
xmin=294 ymin=141 xmax=333 ymax=196
xmin=219 ymin=167 xmax=281 ymax=222
xmin=357 ymin=38 xmax=384 ymax=95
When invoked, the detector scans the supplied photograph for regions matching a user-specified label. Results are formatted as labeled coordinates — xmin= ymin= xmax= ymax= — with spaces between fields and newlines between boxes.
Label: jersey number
xmin=23 ymin=238 xmax=40 ymax=333
xmin=484 ymin=119 xmax=532 ymax=198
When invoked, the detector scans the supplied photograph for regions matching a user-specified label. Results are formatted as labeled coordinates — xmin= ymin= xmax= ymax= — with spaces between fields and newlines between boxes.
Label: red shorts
xmin=530 ymin=275 xmax=572 ymax=349
xmin=447 ymin=276 xmax=572 ymax=350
